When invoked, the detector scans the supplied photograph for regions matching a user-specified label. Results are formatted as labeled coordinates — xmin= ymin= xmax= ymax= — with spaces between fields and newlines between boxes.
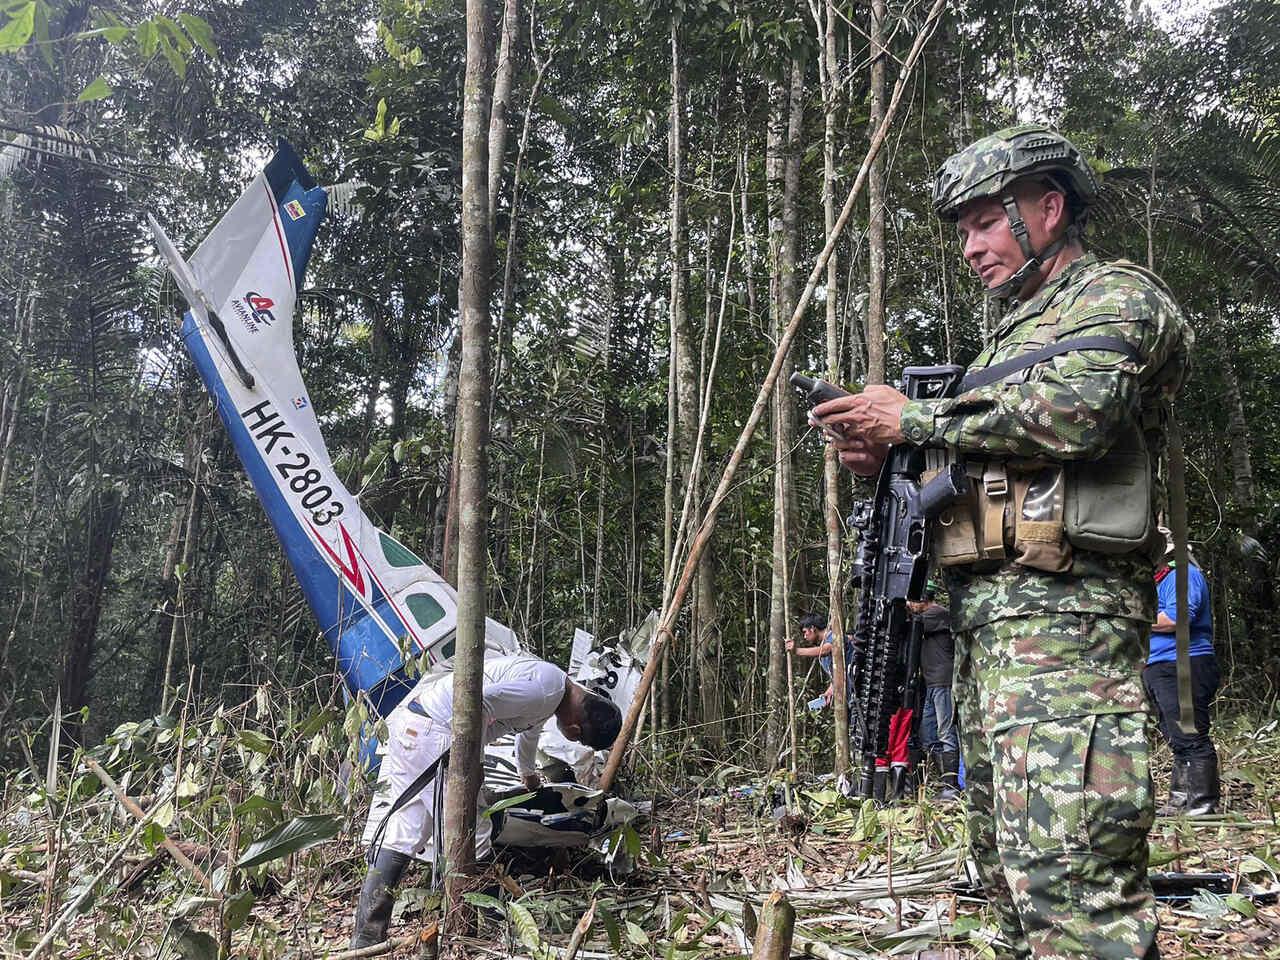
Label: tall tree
xmin=816 ymin=0 xmax=850 ymax=777
xmin=765 ymin=55 xmax=804 ymax=765
xmin=866 ymin=0 xmax=887 ymax=385
xmin=441 ymin=0 xmax=496 ymax=926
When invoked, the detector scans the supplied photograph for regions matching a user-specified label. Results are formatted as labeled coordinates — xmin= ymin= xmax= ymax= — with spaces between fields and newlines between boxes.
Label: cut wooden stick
xmin=598 ymin=0 xmax=950 ymax=792
xmin=82 ymin=756 xmax=214 ymax=893
xmin=751 ymin=891 xmax=795 ymax=960
xmin=563 ymin=900 xmax=596 ymax=960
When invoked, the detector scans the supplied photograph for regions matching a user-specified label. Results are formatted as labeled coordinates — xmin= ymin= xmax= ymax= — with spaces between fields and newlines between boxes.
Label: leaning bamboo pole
xmin=599 ymin=0 xmax=949 ymax=791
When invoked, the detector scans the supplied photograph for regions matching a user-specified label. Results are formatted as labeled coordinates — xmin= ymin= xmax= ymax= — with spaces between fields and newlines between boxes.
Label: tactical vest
xmin=930 ymin=259 xmax=1178 ymax=572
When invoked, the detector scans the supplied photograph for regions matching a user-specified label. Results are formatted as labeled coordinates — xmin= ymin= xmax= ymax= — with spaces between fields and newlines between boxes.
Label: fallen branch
xmin=24 ymin=788 xmax=168 ymax=960
xmin=82 ymin=756 xmax=214 ymax=893
xmin=322 ymin=934 xmax=416 ymax=960
xmin=323 ymin=921 xmax=438 ymax=960
xmin=598 ymin=0 xmax=950 ymax=792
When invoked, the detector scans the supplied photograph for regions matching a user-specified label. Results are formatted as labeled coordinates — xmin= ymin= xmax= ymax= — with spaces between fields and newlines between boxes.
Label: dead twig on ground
xmin=83 ymin=756 xmax=215 ymax=893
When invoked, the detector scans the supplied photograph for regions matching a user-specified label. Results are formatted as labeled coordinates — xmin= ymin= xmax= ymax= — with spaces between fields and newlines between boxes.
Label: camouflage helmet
xmin=932 ymin=124 xmax=1099 ymax=222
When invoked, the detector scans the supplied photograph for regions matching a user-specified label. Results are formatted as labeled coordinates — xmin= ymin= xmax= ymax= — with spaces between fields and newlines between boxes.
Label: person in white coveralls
xmin=351 ymin=652 xmax=623 ymax=947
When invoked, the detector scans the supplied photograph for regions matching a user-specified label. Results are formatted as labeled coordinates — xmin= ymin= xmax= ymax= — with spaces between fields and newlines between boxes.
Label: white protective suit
xmin=361 ymin=653 xmax=567 ymax=863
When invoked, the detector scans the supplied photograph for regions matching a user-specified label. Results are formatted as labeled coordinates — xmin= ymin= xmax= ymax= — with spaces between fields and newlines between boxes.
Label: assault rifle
xmin=790 ymin=366 xmax=967 ymax=797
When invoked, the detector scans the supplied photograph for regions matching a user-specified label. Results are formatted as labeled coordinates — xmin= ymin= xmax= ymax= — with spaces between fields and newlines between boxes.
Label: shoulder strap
xmin=367 ymin=745 xmax=451 ymax=863
xmin=960 ymin=335 xmax=1140 ymax=392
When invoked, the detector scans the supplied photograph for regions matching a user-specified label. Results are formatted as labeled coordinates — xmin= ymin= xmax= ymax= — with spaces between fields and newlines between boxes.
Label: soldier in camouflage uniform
xmin=813 ymin=125 xmax=1192 ymax=960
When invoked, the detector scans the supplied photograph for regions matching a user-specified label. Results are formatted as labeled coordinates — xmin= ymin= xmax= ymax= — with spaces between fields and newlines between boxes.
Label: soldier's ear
xmin=1042 ymin=188 xmax=1069 ymax=236
xmin=562 ymin=721 xmax=583 ymax=742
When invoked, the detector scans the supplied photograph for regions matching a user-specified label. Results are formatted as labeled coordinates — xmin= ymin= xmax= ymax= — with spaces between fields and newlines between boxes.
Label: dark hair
xmin=799 ymin=612 xmax=827 ymax=631
xmin=579 ymin=691 xmax=623 ymax=750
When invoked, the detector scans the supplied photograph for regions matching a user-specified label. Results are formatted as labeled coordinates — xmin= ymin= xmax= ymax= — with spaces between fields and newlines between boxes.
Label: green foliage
xmin=1 ymin=6 xmax=1280 ymax=938
xmin=236 ymin=813 xmax=344 ymax=868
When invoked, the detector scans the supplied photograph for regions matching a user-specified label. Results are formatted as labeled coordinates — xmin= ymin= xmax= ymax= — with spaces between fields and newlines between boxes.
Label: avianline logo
xmin=233 ymin=291 xmax=276 ymax=332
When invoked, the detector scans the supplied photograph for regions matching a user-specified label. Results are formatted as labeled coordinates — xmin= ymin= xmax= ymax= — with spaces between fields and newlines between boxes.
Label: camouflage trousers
xmin=955 ymin=613 xmax=1158 ymax=960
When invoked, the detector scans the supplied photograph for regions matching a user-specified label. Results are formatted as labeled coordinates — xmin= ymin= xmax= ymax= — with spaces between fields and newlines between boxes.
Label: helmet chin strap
xmin=986 ymin=193 xmax=1070 ymax=301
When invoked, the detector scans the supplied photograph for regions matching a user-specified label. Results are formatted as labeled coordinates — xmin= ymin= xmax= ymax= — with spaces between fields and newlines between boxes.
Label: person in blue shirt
xmin=1143 ymin=530 xmax=1220 ymax=816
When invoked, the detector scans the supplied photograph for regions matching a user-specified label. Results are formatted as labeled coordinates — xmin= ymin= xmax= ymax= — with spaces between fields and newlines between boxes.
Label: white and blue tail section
xmin=150 ymin=142 xmax=518 ymax=742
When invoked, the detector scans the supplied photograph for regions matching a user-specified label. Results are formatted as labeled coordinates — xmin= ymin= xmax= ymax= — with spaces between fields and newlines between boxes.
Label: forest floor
xmin=3 ymin=708 xmax=1280 ymax=959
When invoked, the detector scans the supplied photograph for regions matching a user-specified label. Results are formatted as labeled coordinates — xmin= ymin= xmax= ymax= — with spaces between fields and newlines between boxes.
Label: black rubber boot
xmin=1157 ymin=760 xmax=1188 ymax=816
xmin=923 ymin=750 xmax=942 ymax=784
xmin=350 ymin=849 xmax=412 ymax=948
xmin=873 ymin=768 xmax=888 ymax=806
xmin=939 ymin=751 xmax=962 ymax=801
xmin=889 ymin=765 xmax=912 ymax=803
xmin=1184 ymin=754 xmax=1220 ymax=817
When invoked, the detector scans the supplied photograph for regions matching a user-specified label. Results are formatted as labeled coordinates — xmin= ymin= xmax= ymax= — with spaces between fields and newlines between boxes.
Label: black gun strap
xmin=368 ymin=746 xmax=451 ymax=862
xmin=959 ymin=335 xmax=1140 ymax=393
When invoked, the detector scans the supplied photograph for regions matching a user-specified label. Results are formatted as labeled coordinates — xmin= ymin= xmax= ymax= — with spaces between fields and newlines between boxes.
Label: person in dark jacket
xmin=908 ymin=596 xmax=961 ymax=798
xmin=1144 ymin=531 xmax=1220 ymax=816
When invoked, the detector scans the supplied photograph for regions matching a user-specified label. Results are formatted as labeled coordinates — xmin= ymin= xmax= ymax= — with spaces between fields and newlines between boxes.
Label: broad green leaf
xmin=141 ymin=820 xmax=166 ymax=853
xmin=177 ymin=13 xmax=215 ymax=57
xmin=236 ymin=729 xmax=273 ymax=754
xmin=154 ymin=14 xmax=192 ymax=54
xmin=236 ymin=813 xmax=342 ymax=868
xmin=157 ymin=32 xmax=185 ymax=78
xmin=598 ymin=904 xmax=622 ymax=953
xmin=135 ymin=19 xmax=158 ymax=57
xmin=30 ymin=0 xmax=47 ymax=65
xmin=172 ymin=921 xmax=218 ymax=960
xmin=0 ymin=2 xmax=34 ymax=54
xmin=625 ymin=919 xmax=648 ymax=946
xmin=78 ymin=25 xmax=129 ymax=43
xmin=1238 ymin=855 xmax=1273 ymax=876
xmin=507 ymin=900 xmax=541 ymax=953
xmin=462 ymin=892 xmax=504 ymax=911
xmin=852 ymin=797 xmax=878 ymax=842
xmin=1225 ymin=892 xmax=1257 ymax=918
xmin=233 ymin=794 xmax=283 ymax=820
xmin=481 ymin=790 xmax=535 ymax=819
xmin=295 ymin=707 xmax=339 ymax=739
xmin=222 ymin=890 xmax=255 ymax=930
xmin=1148 ymin=845 xmax=1180 ymax=867
xmin=623 ymin=823 xmax=642 ymax=859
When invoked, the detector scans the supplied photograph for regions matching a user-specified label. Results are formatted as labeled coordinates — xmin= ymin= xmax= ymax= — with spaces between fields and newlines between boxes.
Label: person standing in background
xmin=1145 ymin=529 xmax=1220 ymax=816
xmin=909 ymin=595 xmax=961 ymax=799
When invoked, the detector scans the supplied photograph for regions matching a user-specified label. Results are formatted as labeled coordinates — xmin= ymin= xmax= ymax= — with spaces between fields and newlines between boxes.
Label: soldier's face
xmin=955 ymin=196 xmax=1026 ymax=290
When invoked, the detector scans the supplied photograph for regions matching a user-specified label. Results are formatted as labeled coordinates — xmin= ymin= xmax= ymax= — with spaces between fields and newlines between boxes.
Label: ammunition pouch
xmin=932 ymin=423 xmax=1157 ymax=571
xmin=1063 ymin=422 xmax=1156 ymax=555
xmin=927 ymin=460 xmax=1006 ymax=569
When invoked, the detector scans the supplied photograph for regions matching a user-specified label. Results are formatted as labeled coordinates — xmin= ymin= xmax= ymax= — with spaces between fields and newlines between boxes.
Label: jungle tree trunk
xmin=60 ymin=487 xmax=123 ymax=743
xmin=818 ymin=0 xmax=851 ymax=777
xmin=487 ymin=0 xmax=519 ymax=239
xmin=765 ymin=56 xmax=804 ymax=765
xmin=1216 ymin=303 xmax=1256 ymax=525
xmin=866 ymin=0 xmax=887 ymax=384
xmin=442 ymin=0 xmax=496 ymax=928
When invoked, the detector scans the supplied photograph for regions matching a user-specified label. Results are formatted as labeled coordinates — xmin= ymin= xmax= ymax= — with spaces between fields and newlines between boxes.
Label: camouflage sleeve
xmin=898 ymin=271 xmax=1188 ymax=459
xmin=897 ymin=348 xmax=1140 ymax=459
